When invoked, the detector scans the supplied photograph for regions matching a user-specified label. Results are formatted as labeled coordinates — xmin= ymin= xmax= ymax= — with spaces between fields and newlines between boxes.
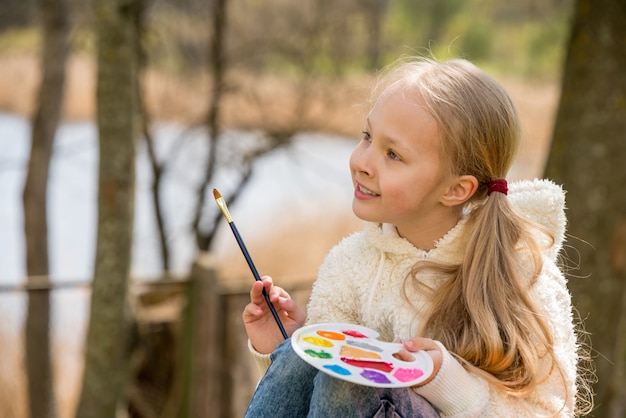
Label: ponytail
xmin=417 ymin=190 xmax=556 ymax=395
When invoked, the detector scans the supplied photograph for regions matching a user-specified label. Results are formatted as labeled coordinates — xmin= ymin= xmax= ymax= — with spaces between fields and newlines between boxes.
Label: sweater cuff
xmin=413 ymin=341 xmax=488 ymax=416
xmin=247 ymin=339 xmax=272 ymax=379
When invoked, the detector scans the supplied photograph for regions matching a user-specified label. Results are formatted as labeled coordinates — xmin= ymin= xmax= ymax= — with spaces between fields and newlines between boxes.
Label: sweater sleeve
xmin=413 ymin=259 xmax=578 ymax=417
xmin=247 ymin=339 xmax=273 ymax=380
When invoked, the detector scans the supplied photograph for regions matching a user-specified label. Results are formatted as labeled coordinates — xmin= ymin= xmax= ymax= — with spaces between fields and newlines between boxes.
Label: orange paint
xmin=340 ymin=345 xmax=381 ymax=360
xmin=317 ymin=330 xmax=346 ymax=340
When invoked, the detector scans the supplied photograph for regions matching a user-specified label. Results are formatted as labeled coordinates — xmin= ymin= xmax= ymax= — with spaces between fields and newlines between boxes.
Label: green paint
xmin=305 ymin=349 xmax=333 ymax=359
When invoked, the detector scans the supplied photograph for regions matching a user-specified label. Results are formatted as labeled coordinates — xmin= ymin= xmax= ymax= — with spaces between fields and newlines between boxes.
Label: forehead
xmin=369 ymin=84 xmax=439 ymax=140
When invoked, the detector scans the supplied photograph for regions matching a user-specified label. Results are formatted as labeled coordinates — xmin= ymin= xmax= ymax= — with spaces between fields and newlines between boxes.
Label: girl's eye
xmin=388 ymin=150 xmax=401 ymax=161
xmin=361 ymin=131 xmax=372 ymax=142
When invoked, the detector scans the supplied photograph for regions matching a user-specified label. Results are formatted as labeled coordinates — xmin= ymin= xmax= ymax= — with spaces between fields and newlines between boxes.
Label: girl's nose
xmin=350 ymin=145 xmax=373 ymax=177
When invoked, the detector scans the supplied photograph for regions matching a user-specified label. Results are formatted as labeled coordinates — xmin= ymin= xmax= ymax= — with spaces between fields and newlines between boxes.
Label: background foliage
xmin=0 ymin=0 xmax=573 ymax=81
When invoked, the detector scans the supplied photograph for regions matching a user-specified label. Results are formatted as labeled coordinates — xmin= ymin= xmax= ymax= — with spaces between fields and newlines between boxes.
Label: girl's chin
xmin=351 ymin=204 xmax=382 ymax=223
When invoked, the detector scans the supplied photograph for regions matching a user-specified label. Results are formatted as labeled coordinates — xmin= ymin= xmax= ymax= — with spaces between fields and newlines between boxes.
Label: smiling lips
xmin=356 ymin=184 xmax=379 ymax=198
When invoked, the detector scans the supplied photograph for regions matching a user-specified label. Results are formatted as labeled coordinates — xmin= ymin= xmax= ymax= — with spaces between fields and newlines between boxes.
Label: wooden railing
xmin=0 ymin=258 xmax=314 ymax=418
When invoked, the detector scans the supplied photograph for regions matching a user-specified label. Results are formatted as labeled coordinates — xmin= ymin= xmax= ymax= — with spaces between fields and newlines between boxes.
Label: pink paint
xmin=340 ymin=357 xmax=394 ymax=373
xmin=393 ymin=368 xmax=424 ymax=383
xmin=342 ymin=329 xmax=368 ymax=338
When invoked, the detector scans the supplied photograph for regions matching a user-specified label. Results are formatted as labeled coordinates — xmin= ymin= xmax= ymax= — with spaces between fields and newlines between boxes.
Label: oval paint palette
xmin=291 ymin=323 xmax=434 ymax=388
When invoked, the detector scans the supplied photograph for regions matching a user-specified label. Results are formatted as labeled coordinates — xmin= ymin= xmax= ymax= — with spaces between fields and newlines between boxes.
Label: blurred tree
xmin=362 ymin=0 xmax=388 ymax=70
xmin=544 ymin=0 xmax=626 ymax=416
xmin=424 ymin=0 xmax=464 ymax=45
xmin=191 ymin=0 xmax=311 ymax=252
xmin=74 ymin=0 xmax=139 ymax=415
xmin=23 ymin=0 xmax=68 ymax=417
xmin=0 ymin=0 xmax=35 ymax=29
xmin=21 ymin=0 xmax=68 ymax=417
xmin=192 ymin=0 xmax=229 ymax=252
xmin=134 ymin=0 xmax=173 ymax=274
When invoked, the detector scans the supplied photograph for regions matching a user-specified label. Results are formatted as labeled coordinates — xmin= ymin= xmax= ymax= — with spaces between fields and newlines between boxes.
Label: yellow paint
xmin=302 ymin=336 xmax=334 ymax=347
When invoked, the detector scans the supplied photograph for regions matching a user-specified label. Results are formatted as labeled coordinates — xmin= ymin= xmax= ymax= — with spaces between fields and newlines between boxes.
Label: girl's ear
xmin=441 ymin=175 xmax=478 ymax=207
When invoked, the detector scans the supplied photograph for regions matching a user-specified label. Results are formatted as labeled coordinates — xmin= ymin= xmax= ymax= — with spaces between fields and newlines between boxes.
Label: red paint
xmin=340 ymin=357 xmax=394 ymax=373
xmin=342 ymin=329 xmax=368 ymax=338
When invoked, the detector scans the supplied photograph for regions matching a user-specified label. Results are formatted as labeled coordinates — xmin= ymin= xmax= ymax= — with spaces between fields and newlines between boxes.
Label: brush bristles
xmin=213 ymin=188 xmax=233 ymax=223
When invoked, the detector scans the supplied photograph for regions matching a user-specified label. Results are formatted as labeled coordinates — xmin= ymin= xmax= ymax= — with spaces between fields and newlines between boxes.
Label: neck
xmin=396 ymin=209 xmax=463 ymax=251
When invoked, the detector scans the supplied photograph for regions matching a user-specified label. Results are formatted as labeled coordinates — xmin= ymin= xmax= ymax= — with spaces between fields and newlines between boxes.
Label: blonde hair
xmin=374 ymin=58 xmax=578 ymax=409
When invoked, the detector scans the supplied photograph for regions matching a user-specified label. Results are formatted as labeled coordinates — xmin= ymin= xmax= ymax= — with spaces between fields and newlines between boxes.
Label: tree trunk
xmin=131 ymin=0 xmax=172 ymax=273
xmin=22 ymin=0 xmax=68 ymax=416
xmin=544 ymin=0 xmax=626 ymax=415
xmin=193 ymin=0 xmax=229 ymax=251
xmin=74 ymin=0 xmax=138 ymax=416
xmin=362 ymin=0 xmax=387 ymax=70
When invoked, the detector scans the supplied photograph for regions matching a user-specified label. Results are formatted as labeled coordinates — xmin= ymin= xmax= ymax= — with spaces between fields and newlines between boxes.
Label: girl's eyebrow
xmin=366 ymin=117 xmax=407 ymax=152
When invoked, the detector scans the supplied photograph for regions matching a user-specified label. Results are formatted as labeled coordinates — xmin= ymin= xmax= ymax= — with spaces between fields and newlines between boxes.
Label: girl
xmin=242 ymin=57 xmax=586 ymax=417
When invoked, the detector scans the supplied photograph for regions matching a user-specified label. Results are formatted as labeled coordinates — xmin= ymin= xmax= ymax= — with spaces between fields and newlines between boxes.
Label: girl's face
xmin=349 ymin=87 xmax=460 ymax=246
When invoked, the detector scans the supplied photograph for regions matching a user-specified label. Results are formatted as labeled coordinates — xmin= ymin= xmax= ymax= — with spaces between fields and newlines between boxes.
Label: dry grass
xmin=215 ymin=208 xmax=364 ymax=286
xmin=0 ymin=328 xmax=27 ymax=418
xmin=0 ymin=54 xmax=559 ymax=165
xmin=0 ymin=54 xmax=370 ymax=137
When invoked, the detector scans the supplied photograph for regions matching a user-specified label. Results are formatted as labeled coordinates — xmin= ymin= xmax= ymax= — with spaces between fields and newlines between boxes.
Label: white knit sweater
xmin=251 ymin=179 xmax=578 ymax=417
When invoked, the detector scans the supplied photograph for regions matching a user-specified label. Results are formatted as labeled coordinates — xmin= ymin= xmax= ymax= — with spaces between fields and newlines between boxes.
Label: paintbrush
xmin=213 ymin=188 xmax=289 ymax=340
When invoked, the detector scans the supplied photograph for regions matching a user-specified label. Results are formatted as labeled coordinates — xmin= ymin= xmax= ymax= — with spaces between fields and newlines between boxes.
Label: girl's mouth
xmin=356 ymin=184 xmax=380 ymax=197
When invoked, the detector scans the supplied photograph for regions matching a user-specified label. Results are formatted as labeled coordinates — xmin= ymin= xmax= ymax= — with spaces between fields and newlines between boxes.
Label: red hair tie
xmin=487 ymin=179 xmax=508 ymax=196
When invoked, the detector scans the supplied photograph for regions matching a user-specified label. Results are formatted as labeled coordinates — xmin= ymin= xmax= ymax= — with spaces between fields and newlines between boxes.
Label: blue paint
xmin=324 ymin=364 xmax=352 ymax=376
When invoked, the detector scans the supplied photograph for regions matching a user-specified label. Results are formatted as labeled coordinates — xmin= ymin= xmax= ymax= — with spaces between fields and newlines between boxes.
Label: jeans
xmin=245 ymin=339 xmax=440 ymax=418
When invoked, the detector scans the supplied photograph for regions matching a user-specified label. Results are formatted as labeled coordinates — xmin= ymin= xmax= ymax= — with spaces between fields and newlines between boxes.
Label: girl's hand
xmin=395 ymin=337 xmax=443 ymax=386
xmin=242 ymin=276 xmax=306 ymax=354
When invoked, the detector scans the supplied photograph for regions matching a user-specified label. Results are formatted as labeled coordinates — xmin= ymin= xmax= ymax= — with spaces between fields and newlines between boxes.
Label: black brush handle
xmin=229 ymin=222 xmax=289 ymax=339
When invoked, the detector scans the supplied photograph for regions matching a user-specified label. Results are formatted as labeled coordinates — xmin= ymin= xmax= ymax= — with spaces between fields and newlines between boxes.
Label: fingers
xmin=401 ymin=337 xmax=443 ymax=386
xmin=246 ymin=276 xmax=305 ymax=324
xmin=242 ymin=301 xmax=264 ymax=322
xmin=403 ymin=338 xmax=440 ymax=353
xmin=276 ymin=296 xmax=307 ymax=325
xmin=393 ymin=349 xmax=416 ymax=362
xmin=250 ymin=276 xmax=284 ymax=297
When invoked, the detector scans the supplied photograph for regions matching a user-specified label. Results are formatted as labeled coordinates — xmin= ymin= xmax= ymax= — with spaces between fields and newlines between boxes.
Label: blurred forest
xmin=2 ymin=0 xmax=625 ymax=417
xmin=1 ymin=0 xmax=572 ymax=127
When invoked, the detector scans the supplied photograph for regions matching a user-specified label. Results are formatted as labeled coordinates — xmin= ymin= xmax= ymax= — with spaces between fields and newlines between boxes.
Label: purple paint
xmin=360 ymin=369 xmax=392 ymax=384
xmin=324 ymin=364 xmax=351 ymax=376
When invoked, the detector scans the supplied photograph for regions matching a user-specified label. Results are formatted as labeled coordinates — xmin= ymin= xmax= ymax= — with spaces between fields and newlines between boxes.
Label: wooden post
xmin=182 ymin=255 xmax=225 ymax=417
xmin=222 ymin=290 xmax=259 ymax=417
